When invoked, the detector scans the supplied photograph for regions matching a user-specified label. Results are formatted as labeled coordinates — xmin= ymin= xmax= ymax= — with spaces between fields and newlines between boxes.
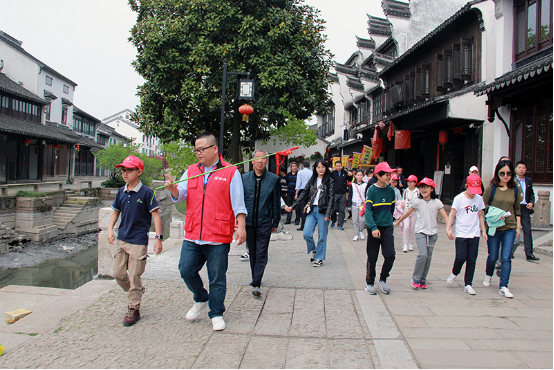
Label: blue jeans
xmin=303 ymin=206 xmax=330 ymax=261
xmin=178 ymin=240 xmax=230 ymax=318
xmin=486 ymin=229 xmax=516 ymax=288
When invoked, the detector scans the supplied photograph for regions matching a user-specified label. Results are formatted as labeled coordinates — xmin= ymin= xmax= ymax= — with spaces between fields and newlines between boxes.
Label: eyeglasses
xmin=120 ymin=168 xmax=138 ymax=174
xmin=192 ymin=144 xmax=215 ymax=154
xmin=499 ymin=171 xmax=512 ymax=177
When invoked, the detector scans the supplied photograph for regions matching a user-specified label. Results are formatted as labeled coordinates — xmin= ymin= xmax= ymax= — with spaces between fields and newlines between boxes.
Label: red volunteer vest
xmin=184 ymin=155 xmax=236 ymax=243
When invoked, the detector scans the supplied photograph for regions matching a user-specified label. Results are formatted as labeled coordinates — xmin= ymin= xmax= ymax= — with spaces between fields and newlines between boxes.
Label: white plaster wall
xmin=331 ymin=80 xmax=345 ymax=142
xmin=448 ymin=93 xmax=488 ymax=120
xmin=480 ymin=105 xmax=511 ymax=184
xmin=472 ymin=1 xmax=497 ymax=85
xmin=0 ymin=41 xmax=38 ymax=92
xmin=493 ymin=0 xmax=515 ymax=77
xmin=37 ymin=72 xmax=75 ymax=125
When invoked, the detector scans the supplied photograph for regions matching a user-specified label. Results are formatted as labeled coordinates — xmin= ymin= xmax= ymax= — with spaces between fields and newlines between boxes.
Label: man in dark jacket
xmin=513 ymin=161 xmax=539 ymax=261
xmin=330 ymin=161 xmax=349 ymax=229
xmin=242 ymin=150 xmax=281 ymax=296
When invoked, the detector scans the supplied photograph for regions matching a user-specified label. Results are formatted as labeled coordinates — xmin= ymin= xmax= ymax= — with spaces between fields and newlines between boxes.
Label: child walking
xmin=348 ymin=169 xmax=368 ymax=241
xmin=108 ymin=155 xmax=163 ymax=326
xmin=390 ymin=174 xmax=403 ymax=229
xmin=394 ymin=178 xmax=449 ymax=289
xmin=364 ymin=162 xmax=397 ymax=295
xmin=401 ymin=175 xmax=419 ymax=252
xmin=445 ymin=174 xmax=487 ymax=295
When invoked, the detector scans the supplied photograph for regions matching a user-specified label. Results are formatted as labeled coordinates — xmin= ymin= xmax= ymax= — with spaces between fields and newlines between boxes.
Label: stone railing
xmin=0 ymin=181 xmax=64 ymax=196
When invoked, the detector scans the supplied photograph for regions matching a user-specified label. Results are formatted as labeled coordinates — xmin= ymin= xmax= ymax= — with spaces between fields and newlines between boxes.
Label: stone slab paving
xmin=0 ymin=215 xmax=551 ymax=368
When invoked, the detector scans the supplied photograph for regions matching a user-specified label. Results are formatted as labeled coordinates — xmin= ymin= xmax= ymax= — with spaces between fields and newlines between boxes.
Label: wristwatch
xmin=154 ymin=234 xmax=163 ymax=240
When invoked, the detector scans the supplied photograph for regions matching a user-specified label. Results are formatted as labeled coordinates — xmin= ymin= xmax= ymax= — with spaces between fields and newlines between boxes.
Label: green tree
xmin=264 ymin=111 xmax=317 ymax=148
xmin=128 ymin=0 xmax=333 ymax=164
xmin=94 ymin=143 xmax=162 ymax=187
xmin=161 ymin=141 xmax=198 ymax=178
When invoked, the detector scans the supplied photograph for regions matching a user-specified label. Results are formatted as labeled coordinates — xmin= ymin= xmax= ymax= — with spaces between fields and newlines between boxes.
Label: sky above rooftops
xmin=0 ymin=0 xmax=383 ymax=123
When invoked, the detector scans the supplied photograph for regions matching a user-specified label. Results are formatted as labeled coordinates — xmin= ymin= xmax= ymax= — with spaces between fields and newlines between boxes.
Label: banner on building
xmin=372 ymin=138 xmax=384 ymax=160
xmin=332 ymin=157 xmax=340 ymax=167
xmin=341 ymin=155 xmax=350 ymax=168
xmin=360 ymin=145 xmax=373 ymax=165
xmin=352 ymin=152 xmax=361 ymax=168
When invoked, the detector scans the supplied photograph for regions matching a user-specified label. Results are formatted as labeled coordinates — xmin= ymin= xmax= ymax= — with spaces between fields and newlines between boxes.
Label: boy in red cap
xmin=107 ymin=155 xmax=163 ymax=326
xmin=364 ymin=161 xmax=397 ymax=295
xmin=445 ymin=174 xmax=487 ymax=295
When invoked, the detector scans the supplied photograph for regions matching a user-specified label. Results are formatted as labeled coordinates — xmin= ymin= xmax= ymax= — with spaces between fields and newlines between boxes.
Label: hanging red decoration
xmin=326 ymin=148 xmax=330 ymax=153
xmin=75 ymin=144 xmax=80 ymax=151
xmin=395 ymin=130 xmax=411 ymax=149
xmin=371 ymin=138 xmax=383 ymax=160
xmin=238 ymin=104 xmax=254 ymax=122
xmin=23 ymin=139 xmax=31 ymax=146
xmin=439 ymin=131 xmax=448 ymax=145
xmin=387 ymin=122 xmax=395 ymax=141
xmin=55 ymin=144 xmax=61 ymax=150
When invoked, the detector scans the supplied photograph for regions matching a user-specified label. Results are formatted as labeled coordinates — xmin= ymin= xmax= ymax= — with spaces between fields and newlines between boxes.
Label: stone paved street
xmin=0 ymin=217 xmax=552 ymax=368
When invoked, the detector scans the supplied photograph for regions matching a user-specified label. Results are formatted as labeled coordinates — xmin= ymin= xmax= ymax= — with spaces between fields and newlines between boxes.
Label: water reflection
xmin=0 ymin=248 xmax=98 ymax=290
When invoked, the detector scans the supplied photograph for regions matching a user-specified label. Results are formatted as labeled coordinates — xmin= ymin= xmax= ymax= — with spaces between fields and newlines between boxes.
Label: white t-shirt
xmin=313 ymin=178 xmax=323 ymax=206
xmin=411 ymin=198 xmax=444 ymax=235
xmin=403 ymin=187 xmax=419 ymax=211
xmin=451 ymin=192 xmax=486 ymax=238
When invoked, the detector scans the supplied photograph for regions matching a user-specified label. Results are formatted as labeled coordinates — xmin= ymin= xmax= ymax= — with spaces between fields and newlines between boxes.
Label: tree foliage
xmin=161 ymin=141 xmax=198 ymax=178
xmin=94 ymin=143 xmax=162 ymax=187
xmin=264 ymin=112 xmax=317 ymax=148
xmin=128 ymin=0 xmax=333 ymax=162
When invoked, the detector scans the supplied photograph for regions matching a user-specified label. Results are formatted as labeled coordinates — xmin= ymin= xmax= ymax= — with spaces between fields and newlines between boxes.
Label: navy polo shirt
xmin=112 ymin=181 xmax=160 ymax=246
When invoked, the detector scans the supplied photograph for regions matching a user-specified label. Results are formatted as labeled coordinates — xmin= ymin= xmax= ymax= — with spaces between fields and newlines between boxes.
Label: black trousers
xmin=452 ymin=237 xmax=479 ymax=286
xmin=246 ymin=225 xmax=273 ymax=287
xmin=366 ymin=226 xmax=395 ymax=284
xmin=513 ymin=207 xmax=534 ymax=258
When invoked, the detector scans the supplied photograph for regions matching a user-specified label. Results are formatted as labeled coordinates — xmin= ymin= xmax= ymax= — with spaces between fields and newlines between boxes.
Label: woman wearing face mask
xmin=482 ymin=160 xmax=522 ymax=298
xmin=285 ymin=159 xmax=334 ymax=267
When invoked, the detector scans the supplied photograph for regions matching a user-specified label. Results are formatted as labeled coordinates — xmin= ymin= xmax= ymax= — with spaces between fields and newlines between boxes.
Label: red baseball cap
xmin=466 ymin=174 xmax=483 ymax=194
xmin=391 ymin=174 xmax=399 ymax=181
xmin=417 ymin=177 xmax=436 ymax=188
xmin=374 ymin=162 xmax=397 ymax=173
xmin=115 ymin=155 xmax=144 ymax=171
xmin=407 ymin=175 xmax=418 ymax=182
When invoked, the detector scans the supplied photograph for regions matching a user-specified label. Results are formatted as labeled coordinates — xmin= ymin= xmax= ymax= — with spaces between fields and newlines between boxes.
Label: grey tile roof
xmin=54 ymin=124 xmax=103 ymax=148
xmin=0 ymin=73 xmax=47 ymax=104
xmin=381 ymin=0 xmax=411 ymax=18
xmin=475 ymin=55 xmax=553 ymax=96
xmin=73 ymin=105 xmax=101 ymax=123
xmin=0 ymin=115 xmax=78 ymax=143
xmin=356 ymin=36 xmax=376 ymax=50
xmin=0 ymin=31 xmax=78 ymax=86
xmin=367 ymin=15 xmax=392 ymax=36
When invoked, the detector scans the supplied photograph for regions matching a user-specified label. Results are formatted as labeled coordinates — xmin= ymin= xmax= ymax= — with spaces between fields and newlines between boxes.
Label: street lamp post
xmin=219 ymin=58 xmax=255 ymax=151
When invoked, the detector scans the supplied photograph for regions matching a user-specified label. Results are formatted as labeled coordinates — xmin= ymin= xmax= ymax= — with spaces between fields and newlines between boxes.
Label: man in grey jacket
xmin=242 ymin=150 xmax=281 ymax=296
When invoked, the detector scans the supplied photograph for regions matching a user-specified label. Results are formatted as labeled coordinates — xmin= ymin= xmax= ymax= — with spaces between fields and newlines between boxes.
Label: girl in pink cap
xmin=401 ymin=175 xmax=419 ymax=252
xmin=394 ymin=178 xmax=449 ymax=289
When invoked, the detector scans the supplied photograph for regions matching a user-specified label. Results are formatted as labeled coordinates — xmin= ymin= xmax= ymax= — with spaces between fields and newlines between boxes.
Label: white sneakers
xmin=408 ymin=244 xmax=414 ymax=251
xmin=402 ymin=245 xmax=408 ymax=252
xmin=359 ymin=232 xmax=365 ymax=240
xmin=483 ymin=275 xmax=492 ymax=287
xmin=185 ymin=301 xmax=208 ymax=320
xmin=464 ymin=285 xmax=476 ymax=295
xmin=499 ymin=287 xmax=514 ymax=298
xmin=446 ymin=273 xmax=457 ymax=284
xmin=353 ymin=235 xmax=359 ymax=241
xmin=212 ymin=316 xmax=226 ymax=331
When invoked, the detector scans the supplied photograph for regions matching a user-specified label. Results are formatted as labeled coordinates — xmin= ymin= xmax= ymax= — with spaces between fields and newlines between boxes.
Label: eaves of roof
xmin=379 ymin=1 xmax=486 ymax=76
xmin=334 ymin=63 xmax=358 ymax=76
xmin=102 ymin=108 xmax=134 ymax=122
xmin=73 ymin=105 xmax=101 ymax=123
xmin=0 ymin=73 xmax=47 ymax=104
xmin=0 ymin=115 xmax=78 ymax=143
xmin=356 ymin=36 xmax=376 ymax=50
xmin=55 ymin=125 xmax=103 ymax=148
xmin=375 ymin=36 xmax=397 ymax=54
xmin=475 ymin=55 xmax=553 ymax=96
xmin=381 ymin=0 xmax=411 ymax=18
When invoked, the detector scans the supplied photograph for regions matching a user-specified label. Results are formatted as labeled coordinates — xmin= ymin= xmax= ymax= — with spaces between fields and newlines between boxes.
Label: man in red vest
xmin=165 ymin=132 xmax=247 ymax=331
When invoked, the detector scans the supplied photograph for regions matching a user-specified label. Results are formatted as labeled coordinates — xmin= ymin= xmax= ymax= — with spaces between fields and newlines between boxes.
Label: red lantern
xmin=238 ymin=104 xmax=254 ymax=122
xmin=75 ymin=144 xmax=80 ymax=151
xmin=55 ymin=144 xmax=60 ymax=150
xmin=23 ymin=139 xmax=31 ymax=146
xmin=326 ymin=148 xmax=330 ymax=153
xmin=439 ymin=131 xmax=448 ymax=145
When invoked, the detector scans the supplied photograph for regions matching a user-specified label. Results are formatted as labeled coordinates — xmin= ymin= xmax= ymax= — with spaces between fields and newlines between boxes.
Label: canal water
xmin=0 ymin=247 xmax=98 ymax=290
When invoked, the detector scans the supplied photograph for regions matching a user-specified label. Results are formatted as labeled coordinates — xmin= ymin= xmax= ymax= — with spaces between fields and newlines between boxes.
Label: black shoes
xmin=284 ymin=221 xmax=291 ymax=225
xmin=294 ymin=221 xmax=300 ymax=225
xmin=297 ymin=227 xmax=303 ymax=231
xmin=527 ymin=255 xmax=540 ymax=261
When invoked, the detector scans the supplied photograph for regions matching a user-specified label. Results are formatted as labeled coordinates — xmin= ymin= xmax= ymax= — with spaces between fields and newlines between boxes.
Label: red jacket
xmin=184 ymin=155 xmax=237 ymax=243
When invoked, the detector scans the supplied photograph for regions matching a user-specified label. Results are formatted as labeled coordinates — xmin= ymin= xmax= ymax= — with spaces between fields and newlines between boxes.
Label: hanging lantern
xmin=326 ymin=148 xmax=331 ymax=153
xmin=55 ymin=144 xmax=61 ymax=150
xmin=238 ymin=104 xmax=254 ymax=121
xmin=439 ymin=131 xmax=448 ymax=145
xmin=23 ymin=139 xmax=31 ymax=146
xmin=75 ymin=144 xmax=80 ymax=151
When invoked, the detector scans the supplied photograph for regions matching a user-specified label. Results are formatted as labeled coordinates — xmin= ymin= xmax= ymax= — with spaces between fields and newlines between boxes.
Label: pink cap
xmin=391 ymin=174 xmax=399 ymax=181
xmin=466 ymin=174 xmax=483 ymax=195
xmin=374 ymin=162 xmax=397 ymax=173
xmin=115 ymin=155 xmax=144 ymax=171
xmin=407 ymin=175 xmax=418 ymax=182
xmin=417 ymin=177 xmax=436 ymax=188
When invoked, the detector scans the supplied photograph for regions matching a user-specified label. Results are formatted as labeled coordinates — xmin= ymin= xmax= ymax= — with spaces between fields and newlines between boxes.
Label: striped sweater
xmin=365 ymin=184 xmax=396 ymax=231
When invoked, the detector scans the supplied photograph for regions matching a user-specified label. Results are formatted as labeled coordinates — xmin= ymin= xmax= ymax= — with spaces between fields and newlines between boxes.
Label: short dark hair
xmin=195 ymin=132 xmax=217 ymax=146
xmin=290 ymin=161 xmax=298 ymax=166
xmin=376 ymin=171 xmax=386 ymax=177
xmin=515 ymin=160 xmax=526 ymax=167
xmin=303 ymin=160 xmax=310 ymax=168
